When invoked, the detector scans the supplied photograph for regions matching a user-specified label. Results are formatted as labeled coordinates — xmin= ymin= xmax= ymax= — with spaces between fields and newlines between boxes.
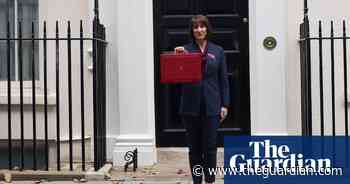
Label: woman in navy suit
xmin=175 ymin=15 xmax=230 ymax=184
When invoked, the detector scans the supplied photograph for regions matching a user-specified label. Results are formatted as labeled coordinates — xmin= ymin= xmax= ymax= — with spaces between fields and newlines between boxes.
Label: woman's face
xmin=192 ymin=23 xmax=207 ymax=41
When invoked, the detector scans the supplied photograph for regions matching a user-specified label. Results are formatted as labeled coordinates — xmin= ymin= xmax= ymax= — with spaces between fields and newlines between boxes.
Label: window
xmin=0 ymin=0 xmax=39 ymax=81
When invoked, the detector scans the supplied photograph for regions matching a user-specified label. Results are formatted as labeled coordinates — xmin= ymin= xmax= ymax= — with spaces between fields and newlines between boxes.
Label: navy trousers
xmin=182 ymin=115 xmax=220 ymax=183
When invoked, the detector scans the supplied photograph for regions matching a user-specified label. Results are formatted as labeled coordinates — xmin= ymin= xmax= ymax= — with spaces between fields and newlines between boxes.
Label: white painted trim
xmin=112 ymin=134 xmax=156 ymax=166
xmin=249 ymin=0 xmax=257 ymax=131
xmin=248 ymin=0 xmax=289 ymax=135
xmin=105 ymin=135 xmax=118 ymax=161
xmin=59 ymin=135 xmax=92 ymax=142
xmin=115 ymin=134 xmax=154 ymax=144
xmin=0 ymin=93 xmax=56 ymax=105
xmin=108 ymin=0 xmax=156 ymax=166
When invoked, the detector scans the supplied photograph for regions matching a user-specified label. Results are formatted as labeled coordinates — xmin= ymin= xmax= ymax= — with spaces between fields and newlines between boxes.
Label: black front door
xmin=154 ymin=0 xmax=250 ymax=147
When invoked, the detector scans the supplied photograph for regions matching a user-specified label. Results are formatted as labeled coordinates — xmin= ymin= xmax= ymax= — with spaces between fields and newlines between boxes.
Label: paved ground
xmin=2 ymin=148 xmax=225 ymax=184
xmin=109 ymin=148 xmax=225 ymax=184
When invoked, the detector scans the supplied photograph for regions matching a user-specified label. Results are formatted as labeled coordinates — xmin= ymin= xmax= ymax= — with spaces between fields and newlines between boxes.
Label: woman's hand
xmin=174 ymin=46 xmax=186 ymax=53
xmin=220 ymin=107 xmax=228 ymax=122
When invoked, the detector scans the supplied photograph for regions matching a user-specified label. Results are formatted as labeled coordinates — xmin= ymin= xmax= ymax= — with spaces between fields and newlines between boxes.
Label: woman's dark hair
xmin=189 ymin=15 xmax=213 ymax=41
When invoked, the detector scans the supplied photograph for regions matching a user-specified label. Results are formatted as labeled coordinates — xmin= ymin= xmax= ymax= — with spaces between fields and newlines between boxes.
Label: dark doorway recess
xmin=154 ymin=0 xmax=251 ymax=147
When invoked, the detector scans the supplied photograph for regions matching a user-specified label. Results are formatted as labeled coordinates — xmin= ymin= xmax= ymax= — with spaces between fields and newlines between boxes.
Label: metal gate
xmin=299 ymin=2 xmax=349 ymax=136
xmin=0 ymin=18 xmax=107 ymax=171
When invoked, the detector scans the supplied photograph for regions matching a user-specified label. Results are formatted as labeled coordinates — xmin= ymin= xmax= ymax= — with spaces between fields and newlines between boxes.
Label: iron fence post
xmin=300 ymin=0 xmax=312 ymax=136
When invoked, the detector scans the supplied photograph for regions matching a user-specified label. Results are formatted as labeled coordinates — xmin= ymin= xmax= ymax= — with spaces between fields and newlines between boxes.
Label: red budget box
xmin=160 ymin=52 xmax=202 ymax=84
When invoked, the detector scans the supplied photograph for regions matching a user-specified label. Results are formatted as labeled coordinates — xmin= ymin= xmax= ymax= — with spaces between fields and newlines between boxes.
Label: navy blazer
xmin=179 ymin=41 xmax=230 ymax=116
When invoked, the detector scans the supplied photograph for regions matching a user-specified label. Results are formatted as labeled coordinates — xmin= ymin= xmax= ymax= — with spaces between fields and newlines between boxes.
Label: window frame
xmin=0 ymin=0 xmax=40 ymax=83
xmin=0 ymin=0 xmax=45 ymax=102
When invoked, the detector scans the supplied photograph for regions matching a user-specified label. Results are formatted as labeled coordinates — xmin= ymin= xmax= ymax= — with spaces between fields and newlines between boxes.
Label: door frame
xmin=153 ymin=0 xmax=252 ymax=147
xmin=248 ymin=0 xmax=289 ymax=135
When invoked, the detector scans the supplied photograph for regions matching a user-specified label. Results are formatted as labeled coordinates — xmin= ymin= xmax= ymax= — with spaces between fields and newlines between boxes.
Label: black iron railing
xmin=0 ymin=19 xmax=107 ymax=171
xmin=93 ymin=18 xmax=107 ymax=171
xmin=299 ymin=18 xmax=349 ymax=136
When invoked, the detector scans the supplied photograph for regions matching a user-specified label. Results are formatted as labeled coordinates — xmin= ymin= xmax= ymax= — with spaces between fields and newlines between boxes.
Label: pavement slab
xmin=2 ymin=148 xmax=226 ymax=184
xmin=108 ymin=148 xmax=225 ymax=184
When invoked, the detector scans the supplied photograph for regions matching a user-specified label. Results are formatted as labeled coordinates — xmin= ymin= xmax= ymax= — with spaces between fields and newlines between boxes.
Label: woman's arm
xmin=219 ymin=48 xmax=230 ymax=108
xmin=219 ymin=48 xmax=230 ymax=122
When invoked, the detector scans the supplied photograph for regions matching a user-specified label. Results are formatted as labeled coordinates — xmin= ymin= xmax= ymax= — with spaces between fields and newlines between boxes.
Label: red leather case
xmin=160 ymin=53 xmax=202 ymax=84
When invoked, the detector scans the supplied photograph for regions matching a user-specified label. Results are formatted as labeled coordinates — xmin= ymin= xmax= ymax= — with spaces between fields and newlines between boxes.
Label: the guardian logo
xmin=230 ymin=140 xmax=332 ymax=171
